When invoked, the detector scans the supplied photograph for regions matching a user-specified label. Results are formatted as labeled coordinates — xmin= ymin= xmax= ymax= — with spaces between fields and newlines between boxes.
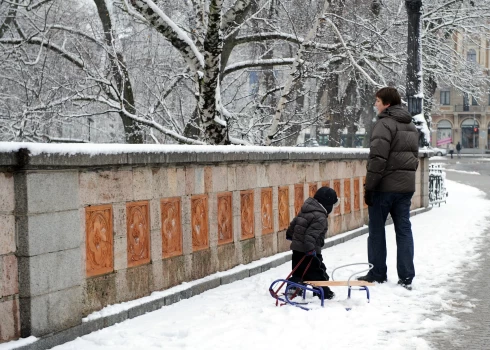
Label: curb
xmin=12 ymin=206 xmax=432 ymax=350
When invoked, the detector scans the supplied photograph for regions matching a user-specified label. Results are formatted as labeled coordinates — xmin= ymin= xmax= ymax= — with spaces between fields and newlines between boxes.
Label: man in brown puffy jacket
xmin=357 ymin=87 xmax=419 ymax=291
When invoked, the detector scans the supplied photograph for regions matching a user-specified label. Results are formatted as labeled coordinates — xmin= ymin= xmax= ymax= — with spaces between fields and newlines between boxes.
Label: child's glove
xmin=286 ymin=237 xmax=292 ymax=241
xmin=306 ymin=250 xmax=316 ymax=256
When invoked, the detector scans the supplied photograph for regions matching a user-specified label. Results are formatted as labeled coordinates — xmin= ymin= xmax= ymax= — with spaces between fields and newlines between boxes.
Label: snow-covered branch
xmin=129 ymin=0 xmax=204 ymax=71
xmin=223 ymin=58 xmax=295 ymax=77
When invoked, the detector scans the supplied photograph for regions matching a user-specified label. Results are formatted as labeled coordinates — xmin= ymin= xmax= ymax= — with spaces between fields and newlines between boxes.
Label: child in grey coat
xmin=286 ymin=186 xmax=338 ymax=299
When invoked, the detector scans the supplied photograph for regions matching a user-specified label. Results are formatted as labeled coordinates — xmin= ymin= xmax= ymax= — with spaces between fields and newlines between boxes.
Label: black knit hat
xmin=314 ymin=186 xmax=338 ymax=209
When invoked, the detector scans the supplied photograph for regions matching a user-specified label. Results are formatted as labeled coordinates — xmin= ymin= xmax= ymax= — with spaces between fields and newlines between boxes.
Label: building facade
xmin=430 ymin=34 xmax=490 ymax=153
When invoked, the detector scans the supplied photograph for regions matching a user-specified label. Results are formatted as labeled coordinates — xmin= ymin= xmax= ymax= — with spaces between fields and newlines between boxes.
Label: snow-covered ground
xmin=4 ymin=180 xmax=490 ymax=350
xmin=444 ymin=169 xmax=481 ymax=175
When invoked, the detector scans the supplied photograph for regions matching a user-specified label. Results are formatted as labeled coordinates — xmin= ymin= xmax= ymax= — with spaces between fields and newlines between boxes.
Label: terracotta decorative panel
xmin=240 ymin=190 xmax=254 ymax=240
xmin=354 ymin=178 xmax=360 ymax=211
xmin=217 ymin=192 xmax=233 ymax=245
xmin=294 ymin=184 xmax=304 ymax=215
xmin=309 ymin=183 xmax=318 ymax=198
xmin=161 ymin=197 xmax=182 ymax=258
xmin=85 ymin=205 xmax=113 ymax=277
xmin=362 ymin=176 xmax=368 ymax=209
xmin=191 ymin=194 xmax=209 ymax=251
xmin=261 ymin=188 xmax=273 ymax=235
xmin=278 ymin=186 xmax=290 ymax=230
xmin=344 ymin=179 xmax=351 ymax=214
xmin=322 ymin=181 xmax=330 ymax=188
xmin=126 ymin=201 xmax=151 ymax=267
xmin=334 ymin=215 xmax=342 ymax=235
xmin=333 ymin=179 xmax=341 ymax=216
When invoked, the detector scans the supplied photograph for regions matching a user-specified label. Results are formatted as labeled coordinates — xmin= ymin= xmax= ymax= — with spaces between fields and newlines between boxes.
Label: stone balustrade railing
xmin=0 ymin=144 xmax=429 ymax=343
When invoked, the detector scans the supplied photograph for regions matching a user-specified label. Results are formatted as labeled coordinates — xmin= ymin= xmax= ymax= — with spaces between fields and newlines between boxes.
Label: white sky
xmin=3 ymin=180 xmax=486 ymax=350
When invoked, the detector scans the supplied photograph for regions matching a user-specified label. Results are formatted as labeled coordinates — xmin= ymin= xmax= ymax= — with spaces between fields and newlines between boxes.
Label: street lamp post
xmin=405 ymin=0 xmax=425 ymax=145
xmin=406 ymin=0 xmax=423 ymax=116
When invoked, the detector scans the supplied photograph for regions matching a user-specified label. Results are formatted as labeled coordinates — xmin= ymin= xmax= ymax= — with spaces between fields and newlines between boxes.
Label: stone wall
xmin=0 ymin=146 xmax=430 ymax=343
xmin=0 ymin=172 xmax=20 ymax=342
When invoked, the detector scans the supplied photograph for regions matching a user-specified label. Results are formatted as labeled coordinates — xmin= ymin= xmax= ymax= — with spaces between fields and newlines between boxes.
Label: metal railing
xmin=428 ymin=163 xmax=447 ymax=206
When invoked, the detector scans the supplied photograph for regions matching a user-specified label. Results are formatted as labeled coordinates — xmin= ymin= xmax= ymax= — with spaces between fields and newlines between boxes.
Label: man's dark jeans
xmin=367 ymin=191 xmax=415 ymax=283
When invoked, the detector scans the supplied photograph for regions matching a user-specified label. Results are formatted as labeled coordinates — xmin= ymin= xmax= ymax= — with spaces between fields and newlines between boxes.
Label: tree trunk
xmin=94 ymin=0 xmax=143 ymax=143
xmin=424 ymin=72 xmax=437 ymax=131
xmin=327 ymin=75 xmax=344 ymax=147
xmin=199 ymin=0 xmax=229 ymax=144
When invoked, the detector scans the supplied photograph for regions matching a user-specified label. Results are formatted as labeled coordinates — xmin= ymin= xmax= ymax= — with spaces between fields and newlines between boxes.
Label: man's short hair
xmin=376 ymin=87 xmax=401 ymax=106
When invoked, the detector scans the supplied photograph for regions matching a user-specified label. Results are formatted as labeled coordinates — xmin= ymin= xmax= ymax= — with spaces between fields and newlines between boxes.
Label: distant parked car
xmin=429 ymin=146 xmax=448 ymax=156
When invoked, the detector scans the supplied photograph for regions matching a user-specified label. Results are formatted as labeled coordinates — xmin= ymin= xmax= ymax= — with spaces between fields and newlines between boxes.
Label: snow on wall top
xmin=0 ymin=142 xmax=369 ymax=157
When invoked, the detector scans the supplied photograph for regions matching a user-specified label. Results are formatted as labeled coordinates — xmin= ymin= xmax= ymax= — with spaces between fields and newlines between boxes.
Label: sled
xmin=269 ymin=262 xmax=374 ymax=311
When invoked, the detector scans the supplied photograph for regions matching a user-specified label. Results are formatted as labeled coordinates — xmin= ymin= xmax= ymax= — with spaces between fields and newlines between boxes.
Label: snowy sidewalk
xmin=8 ymin=180 xmax=490 ymax=350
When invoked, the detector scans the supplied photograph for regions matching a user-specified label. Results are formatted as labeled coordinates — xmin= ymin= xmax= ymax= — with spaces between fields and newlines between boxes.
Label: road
xmin=427 ymin=156 xmax=490 ymax=349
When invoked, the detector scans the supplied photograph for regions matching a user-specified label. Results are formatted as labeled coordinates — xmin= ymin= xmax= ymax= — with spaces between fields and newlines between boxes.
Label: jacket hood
xmin=378 ymin=104 xmax=412 ymax=124
xmin=301 ymin=197 xmax=327 ymax=214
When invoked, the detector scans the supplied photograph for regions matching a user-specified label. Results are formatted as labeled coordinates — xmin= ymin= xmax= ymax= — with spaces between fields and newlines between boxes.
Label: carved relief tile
xmin=354 ymin=178 xmax=360 ymax=211
xmin=344 ymin=179 xmax=351 ymax=214
xmin=278 ymin=186 xmax=290 ymax=230
xmin=161 ymin=197 xmax=182 ymax=258
xmin=309 ymin=183 xmax=318 ymax=198
xmin=261 ymin=188 xmax=273 ymax=235
xmin=240 ymin=190 xmax=254 ymax=240
xmin=217 ymin=192 xmax=233 ymax=245
xmin=322 ymin=181 xmax=330 ymax=188
xmin=85 ymin=205 xmax=113 ymax=277
xmin=294 ymin=184 xmax=304 ymax=215
xmin=126 ymin=201 xmax=151 ymax=267
xmin=333 ymin=179 xmax=341 ymax=216
xmin=191 ymin=194 xmax=209 ymax=251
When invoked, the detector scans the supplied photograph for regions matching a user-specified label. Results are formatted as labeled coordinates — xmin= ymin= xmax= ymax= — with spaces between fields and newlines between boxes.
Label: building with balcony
xmin=430 ymin=35 xmax=490 ymax=153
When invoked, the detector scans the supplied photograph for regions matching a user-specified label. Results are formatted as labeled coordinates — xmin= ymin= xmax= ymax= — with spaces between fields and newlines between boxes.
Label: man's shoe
xmin=357 ymin=274 xmax=387 ymax=283
xmin=397 ymin=279 xmax=412 ymax=291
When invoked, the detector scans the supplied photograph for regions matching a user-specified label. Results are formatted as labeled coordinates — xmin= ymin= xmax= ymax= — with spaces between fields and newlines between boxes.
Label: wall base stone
xmin=162 ymin=255 xmax=186 ymax=289
xmin=241 ymin=238 xmax=257 ymax=265
xmin=82 ymin=274 xmax=116 ymax=317
xmin=190 ymin=249 xmax=213 ymax=280
xmin=217 ymin=243 xmax=237 ymax=272
xmin=0 ymin=298 xmax=20 ymax=342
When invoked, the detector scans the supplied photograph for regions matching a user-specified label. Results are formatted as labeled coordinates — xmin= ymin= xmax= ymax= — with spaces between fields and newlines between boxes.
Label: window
xmin=467 ymin=49 xmax=477 ymax=63
xmin=472 ymin=96 xmax=478 ymax=106
xmin=463 ymin=93 xmax=469 ymax=111
xmin=436 ymin=120 xmax=452 ymax=147
xmin=317 ymin=134 xmax=329 ymax=146
xmin=440 ymin=91 xmax=450 ymax=105
xmin=461 ymin=118 xmax=479 ymax=148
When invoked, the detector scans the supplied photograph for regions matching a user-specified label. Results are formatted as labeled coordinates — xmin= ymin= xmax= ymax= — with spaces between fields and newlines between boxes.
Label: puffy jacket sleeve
xmin=365 ymin=120 xmax=393 ymax=191
xmin=285 ymin=217 xmax=297 ymax=241
xmin=303 ymin=216 xmax=327 ymax=252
